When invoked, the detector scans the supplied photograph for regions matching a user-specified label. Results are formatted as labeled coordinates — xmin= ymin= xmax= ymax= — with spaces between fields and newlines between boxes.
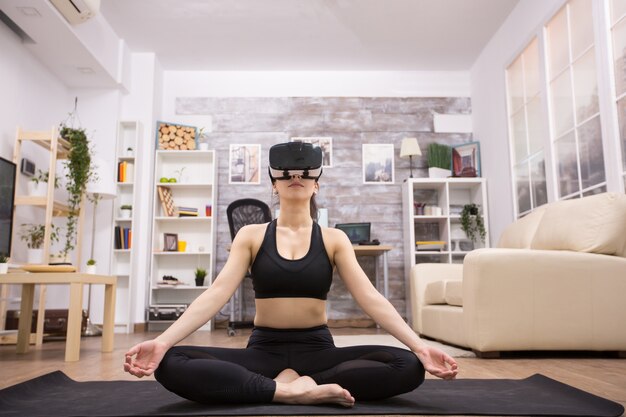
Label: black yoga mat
xmin=0 ymin=371 xmax=623 ymax=417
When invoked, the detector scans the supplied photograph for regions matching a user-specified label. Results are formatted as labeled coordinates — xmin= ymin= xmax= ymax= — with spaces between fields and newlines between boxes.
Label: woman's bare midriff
xmin=254 ymin=298 xmax=327 ymax=328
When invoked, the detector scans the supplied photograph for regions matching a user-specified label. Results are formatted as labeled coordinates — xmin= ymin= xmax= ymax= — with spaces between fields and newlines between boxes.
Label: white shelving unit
xmin=148 ymin=150 xmax=217 ymax=330
xmin=401 ymin=178 xmax=489 ymax=319
xmin=402 ymin=178 xmax=490 ymax=267
xmin=110 ymin=120 xmax=141 ymax=333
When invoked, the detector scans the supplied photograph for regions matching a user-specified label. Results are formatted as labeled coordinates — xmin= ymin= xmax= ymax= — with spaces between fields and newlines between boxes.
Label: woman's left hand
xmin=414 ymin=345 xmax=458 ymax=380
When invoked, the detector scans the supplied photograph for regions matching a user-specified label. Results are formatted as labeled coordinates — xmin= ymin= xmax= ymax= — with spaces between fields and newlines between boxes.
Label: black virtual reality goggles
xmin=268 ymin=142 xmax=323 ymax=181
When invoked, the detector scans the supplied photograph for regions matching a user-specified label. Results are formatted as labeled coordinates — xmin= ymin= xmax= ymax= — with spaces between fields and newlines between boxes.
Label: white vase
xmin=27 ymin=248 xmax=44 ymax=264
xmin=28 ymin=181 xmax=47 ymax=197
xmin=428 ymin=167 xmax=452 ymax=178
xmin=0 ymin=263 xmax=8 ymax=274
xmin=198 ymin=142 xmax=209 ymax=151
xmin=120 ymin=209 xmax=132 ymax=218
xmin=86 ymin=265 xmax=97 ymax=274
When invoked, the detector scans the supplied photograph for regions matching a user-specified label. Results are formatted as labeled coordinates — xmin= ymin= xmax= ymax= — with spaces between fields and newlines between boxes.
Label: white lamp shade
xmin=400 ymin=138 xmax=421 ymax=157
xmin=86 ymin=157 xmax=117 ymax=199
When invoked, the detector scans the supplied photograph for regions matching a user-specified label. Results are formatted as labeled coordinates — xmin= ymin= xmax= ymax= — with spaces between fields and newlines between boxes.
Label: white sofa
xmin=410 ymin=192 xmax=626 ymax=356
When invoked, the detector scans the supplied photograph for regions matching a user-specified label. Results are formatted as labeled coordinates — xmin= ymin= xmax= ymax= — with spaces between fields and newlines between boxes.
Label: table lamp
xmin=84 ymin=157 xmax=116 ymax=336
xmin=400 ymin=137 xmax=421 ymax=179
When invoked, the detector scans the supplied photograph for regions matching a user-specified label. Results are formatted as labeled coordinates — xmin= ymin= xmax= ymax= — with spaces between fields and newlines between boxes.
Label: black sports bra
xmin=250 ymin=220 xmax=333 ymax=300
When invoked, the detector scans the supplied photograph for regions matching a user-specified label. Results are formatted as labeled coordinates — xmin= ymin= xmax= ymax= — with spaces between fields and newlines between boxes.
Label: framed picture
xmin=163 ymin=233 xmax=178 ymax=252
xmin=451 ymin=142 xmax=481 ymax=177
xmin=291 ymin=137 xmax=333 ymax=167
xmin=229 ymin=144 xmax=261 ymax=184
xmin=362 ymin=144 xmax=395 ymax=184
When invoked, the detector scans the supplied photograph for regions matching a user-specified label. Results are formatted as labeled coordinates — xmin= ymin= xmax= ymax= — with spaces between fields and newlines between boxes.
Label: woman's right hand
xmin=123 ymin=339 xmax=169 ymax=378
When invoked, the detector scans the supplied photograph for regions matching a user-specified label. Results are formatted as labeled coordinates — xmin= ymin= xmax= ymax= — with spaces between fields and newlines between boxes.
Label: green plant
xmin=86 ymin=259 xmax=96 ymax=266
xmin=194 ymin=267 xmax=207 ymax=279
xmin=19 ymin=223 xmax=60 ymax=249
xmin=460 ymin=204 xmax=486 ymax=243
xmin=194 ymin=267 xmax=207 ymax=286
xmin=0 ymin=253 xmax=8 ymax=263
xmin=127 ymin=147 xmax=133 ymax=151
xmin=60 ymin=125 xmax=96 ymax=260
xmin=427 ymin=143 xmax=452 ymax=170
xmin=31 ymin=169 xmax=60 ymax=188
xmin=120 ymin=204 xmax=132 ymax=210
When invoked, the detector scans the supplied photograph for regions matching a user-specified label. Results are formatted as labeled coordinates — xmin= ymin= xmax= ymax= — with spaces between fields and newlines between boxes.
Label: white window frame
xmin=504 ymin=0 xmax=625 ymax=218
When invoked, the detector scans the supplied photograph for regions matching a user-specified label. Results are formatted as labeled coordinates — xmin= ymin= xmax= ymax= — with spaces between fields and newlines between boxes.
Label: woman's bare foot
xmin=273 ymin=375 xmax=355 ymax=407
xmin=274 ymin=368 xmax=300 ymax=383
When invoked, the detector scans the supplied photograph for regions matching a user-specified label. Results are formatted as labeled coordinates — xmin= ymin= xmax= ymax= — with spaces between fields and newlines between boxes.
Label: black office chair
xmin=226 ymin=198 xmax=272 ymax=336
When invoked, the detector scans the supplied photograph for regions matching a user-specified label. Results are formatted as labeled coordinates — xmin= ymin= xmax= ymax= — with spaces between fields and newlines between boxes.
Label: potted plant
xmin=120 ymin=204 xmax=132 ymax=218
xmin=460 ymin=203 xmax=486 ymax=244
xmin=126 ymin=147 xmax=134 ymax=157
xmin=174 ymin=167 xmax=187 ymax=183
xmin=427 ymin=143 xmax=452 ymax=178
xmin=86 ymin=258 xmax=96 ymax=274
xmin=28 ymin=169 xmax=59 ymax=196
xmin=0 ymin=253 xmax=8 ymax=274
xmin=60 ymin=125 xmax=95 ymax=263
xmin=19 ymin=223 xmax=60 ymax=264
xmin=198 ymin=127 xmax=209 ymax=150
xmin=194 ymin=267 xmax=207 ymax=287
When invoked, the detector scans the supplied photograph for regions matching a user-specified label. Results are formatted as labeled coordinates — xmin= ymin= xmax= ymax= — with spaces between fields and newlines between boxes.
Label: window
xmin=546 ymin=0 xmax=606 ymax=199
xmin=506 ymin=38 xmax=548 ymax=216
xmin=609 ymin=0 xmax=626 ymax=191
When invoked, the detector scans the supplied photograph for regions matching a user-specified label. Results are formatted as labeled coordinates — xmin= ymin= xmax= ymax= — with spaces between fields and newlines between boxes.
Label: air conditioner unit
xmin=49 ymin=0 xmax=100 ymax=25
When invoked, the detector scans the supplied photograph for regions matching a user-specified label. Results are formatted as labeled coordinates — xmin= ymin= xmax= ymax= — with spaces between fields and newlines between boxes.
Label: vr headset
xmin=268 ymin=142 xmax=323 ymax=181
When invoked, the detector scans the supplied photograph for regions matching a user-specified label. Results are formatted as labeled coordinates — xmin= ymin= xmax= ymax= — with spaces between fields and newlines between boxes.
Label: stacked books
xmin=177 ymin=206 xmax=198 ymax=217
xmin=114 ymin=226 xmax=132 ymax=249
xmin=415 ymin=240 xmax=446 ymax=251
xmin=117 ymin=161 xmax=134 ymax=183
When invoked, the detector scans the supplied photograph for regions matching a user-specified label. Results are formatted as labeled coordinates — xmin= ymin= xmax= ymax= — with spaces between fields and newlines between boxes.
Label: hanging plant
xmin=59 ymin=125 xmax=95 ymax=260
xmin=460 ymin=203 xmax=486 ymax=243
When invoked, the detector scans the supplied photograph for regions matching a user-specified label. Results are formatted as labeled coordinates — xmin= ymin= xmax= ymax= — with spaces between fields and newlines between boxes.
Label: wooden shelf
xmin=17 ymin=130 xmax=71 ymax=159
xmin=14 ymin=196 xmax=70 ymax=216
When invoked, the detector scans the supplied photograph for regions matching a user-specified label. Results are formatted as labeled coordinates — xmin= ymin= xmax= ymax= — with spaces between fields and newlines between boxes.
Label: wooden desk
xmin=0 ymin=273 xmax=116 ymax=362
xmin=353 ymin=245 xmax=393 ymax=298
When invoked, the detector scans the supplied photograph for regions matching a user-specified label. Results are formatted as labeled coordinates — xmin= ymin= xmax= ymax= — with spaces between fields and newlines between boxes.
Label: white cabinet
xmin=402 ymin=178 xmax=490 ymax=268
xmin=110 ymin=121 xmax=141 ymax=333
xmin=148 ymin=150 xmax=217 ymax=330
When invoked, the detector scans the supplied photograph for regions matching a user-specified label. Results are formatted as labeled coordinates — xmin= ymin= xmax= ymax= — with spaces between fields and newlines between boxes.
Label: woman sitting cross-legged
xmin=124 ymin=142 xmax=458 ymax=406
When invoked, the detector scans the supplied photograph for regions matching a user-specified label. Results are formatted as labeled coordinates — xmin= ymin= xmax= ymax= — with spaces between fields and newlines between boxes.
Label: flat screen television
xmin=0 ymin=156 xmax=16 ymax=257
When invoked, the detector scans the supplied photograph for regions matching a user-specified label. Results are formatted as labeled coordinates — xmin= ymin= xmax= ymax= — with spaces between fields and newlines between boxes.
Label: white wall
xmin=0 ymin=17 xmax=74 ymax=310
xmin=111 ymin=53 xmax=164 ymax=326
xmin=0 ymin=17 xmax=126 ymax=312
xmin=470 ymin=0 xmax=563 ymax=243
xmin=161 ymin=71 xmax=471 ymax=134
xmin=0 ymin=22 xmax=71 ymax=159
xmin=163 ymin=70 xmax=470 ymax=102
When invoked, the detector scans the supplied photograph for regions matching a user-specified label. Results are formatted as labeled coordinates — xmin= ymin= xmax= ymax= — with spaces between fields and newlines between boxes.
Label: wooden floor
xmin=1 ymin=327 xmax=625 ymax=417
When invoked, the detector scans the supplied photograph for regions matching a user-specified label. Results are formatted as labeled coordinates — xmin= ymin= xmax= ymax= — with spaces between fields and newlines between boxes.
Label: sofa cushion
xmin=423 ymin=280 xmax=446 ymax=305
xmin=530 ymin=192 xmax=626 ymax=256
xmin=444 ymin=280 xmax=463 ymax=306
xmin=498 ymin=205 xmax=547 ymax=249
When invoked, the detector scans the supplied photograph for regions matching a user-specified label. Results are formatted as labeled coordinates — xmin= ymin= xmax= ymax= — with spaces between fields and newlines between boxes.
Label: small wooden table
xmin=0 ymin=273 xmax=116 ymax=362
xmin=353 ymin=245 xmax=393 ymax=298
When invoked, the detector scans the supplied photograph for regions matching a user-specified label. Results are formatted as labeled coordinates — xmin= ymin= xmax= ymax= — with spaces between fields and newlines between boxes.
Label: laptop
xmin=335 ymin=222 xmax=371 ymax=244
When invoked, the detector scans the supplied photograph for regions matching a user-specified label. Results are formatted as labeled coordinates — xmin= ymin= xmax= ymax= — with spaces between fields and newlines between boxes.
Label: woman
xmin=124 ymin=142 xmax=458 ymax=407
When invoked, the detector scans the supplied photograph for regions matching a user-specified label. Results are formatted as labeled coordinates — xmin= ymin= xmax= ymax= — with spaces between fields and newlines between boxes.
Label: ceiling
xmin=100 ymin=0 xmax=520 ymax=71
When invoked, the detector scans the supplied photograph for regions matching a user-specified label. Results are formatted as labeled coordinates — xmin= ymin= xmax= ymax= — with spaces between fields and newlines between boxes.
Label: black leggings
xmin=155 ymin=325 xmax=425 ymax=404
